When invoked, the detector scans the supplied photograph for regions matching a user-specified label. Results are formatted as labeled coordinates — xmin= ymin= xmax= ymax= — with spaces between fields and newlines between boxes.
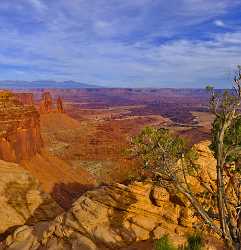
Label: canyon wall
xmin=0 ymin=91 xmax=43 ymax=162
xmin=15 ymin=93 xmax=34 ymax=106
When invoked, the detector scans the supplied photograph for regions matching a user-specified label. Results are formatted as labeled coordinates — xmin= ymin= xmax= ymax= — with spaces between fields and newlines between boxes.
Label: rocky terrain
xmin=0 ymin=89 xmax=220 ymax=249
xmin=0 ymin=90 xmax=96 ymax=207
xmin=15 ymin=93 xmax=34 ymax=106
xmin=0 ymin=141 xmax=223 ymax=250
xmin=40 ymin=92 xmax=53 ymax=113
xmin=39 ymin=92 xmax=64 ymax=114
xmin=0 ymin=91 xmax=42 ymax=162
xmin=0 ymin=160 xmax=63 ymax=237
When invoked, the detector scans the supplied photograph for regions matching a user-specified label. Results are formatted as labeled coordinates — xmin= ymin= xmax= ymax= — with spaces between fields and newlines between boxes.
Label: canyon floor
xmin=18 ymin=88 xmax=214 ymax=209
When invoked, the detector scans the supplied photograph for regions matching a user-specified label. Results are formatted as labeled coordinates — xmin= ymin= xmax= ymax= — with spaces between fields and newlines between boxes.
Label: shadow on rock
xmin=51 ymin=182 xmax=96 ymax=210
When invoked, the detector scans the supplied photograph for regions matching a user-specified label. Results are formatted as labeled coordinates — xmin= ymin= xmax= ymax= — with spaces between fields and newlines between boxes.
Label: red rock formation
xmin=39 ymin=92 xmax=53 ymax=113
xmin=15 ymin=93 xmax=34 ymax=106
xmin=56 ymin=96 xmax=64 ymax=113
xmin=0 ymin=91 xmax=43 ymax=162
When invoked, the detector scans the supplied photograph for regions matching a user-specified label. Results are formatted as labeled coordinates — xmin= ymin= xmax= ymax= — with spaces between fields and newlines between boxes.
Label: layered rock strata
xmin=15 ymin=93 xmax=34 ymax=106
xmin=0 ymin=91 xmax=43 ymax=162
xmin=2 ymin=181 xmax=222 ymax=249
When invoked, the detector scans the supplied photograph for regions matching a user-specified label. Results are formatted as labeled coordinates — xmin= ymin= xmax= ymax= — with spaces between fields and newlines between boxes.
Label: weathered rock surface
xmin=193 ymin=140 xmax=217 ymax=182
xmin=0 ymin=160 xmax=63 ymax=236
xmin=15 ymin=93 xmax=34 ymax=106
xmin=0 ymin=91 xmax=43 ymax=162
xmin=0 ymin=141 xmax=222 ymax=250
xmin=56 ymin=96 xmax=64 ymax=113
xmin=40 ymin=92 xmax=64 ymax=114
xmin=1 ymin=181 xmax=195 ymax=249
xmin=39 ymin=92 xmax=53 ymax=113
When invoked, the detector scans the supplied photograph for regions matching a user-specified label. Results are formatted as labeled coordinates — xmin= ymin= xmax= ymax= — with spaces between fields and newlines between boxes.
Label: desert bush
xmin=180 ymin=234 xmax=204 ymax=250
xmin=155 ymin=235 xmax=177 ymax=250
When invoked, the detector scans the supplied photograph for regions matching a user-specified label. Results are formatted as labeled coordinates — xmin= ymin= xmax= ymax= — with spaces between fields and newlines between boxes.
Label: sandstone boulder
xmin=1 ymin=141 xmax=223 ymax=249
xmin=0 ymin=160 xmax=63 ymax=236
xmin=193 ymin=140 xmax=217 ymax=182
xmin=1 ymin=182 xmax=194 ymax=249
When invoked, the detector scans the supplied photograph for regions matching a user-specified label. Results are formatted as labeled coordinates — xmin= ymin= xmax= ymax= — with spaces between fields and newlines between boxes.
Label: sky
xmin=0 ymin=0 xmax=241 ymax=88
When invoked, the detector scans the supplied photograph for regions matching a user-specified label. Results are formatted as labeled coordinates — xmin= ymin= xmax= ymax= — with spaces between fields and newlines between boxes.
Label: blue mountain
xmin=0 ymin=80 xmax=101 ymax=89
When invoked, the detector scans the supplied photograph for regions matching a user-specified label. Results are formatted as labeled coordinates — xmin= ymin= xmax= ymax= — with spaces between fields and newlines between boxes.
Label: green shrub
xmin=181 ymin=234 xmax=204 ymax=250
xmin=155 ymin=235 xmax=177 ymax=250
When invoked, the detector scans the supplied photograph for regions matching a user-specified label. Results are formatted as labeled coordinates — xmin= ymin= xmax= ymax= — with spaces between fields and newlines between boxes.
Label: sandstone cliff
xmin=0 ymin=91 xmax=43 ymax=162
xmin=15 ymin=93 xmax=34 ymax=106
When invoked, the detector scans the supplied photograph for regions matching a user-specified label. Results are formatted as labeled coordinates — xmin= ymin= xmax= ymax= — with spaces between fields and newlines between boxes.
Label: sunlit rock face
xmin=39 ymin=92 xmax=53 ymax=113
xmin=0 ymin=140 xmax=223 ymax=250
xmin=40 ymin=92 xmax=64 ymax=113
xmin=56 ymin=96 xmax=64 ymax=113
xmin=0 ymin=91 xmax=43 ymax=162
xmin=0 ymin=181 xmax=197 ymax=250
xmin=0 ymin=160 xmax=63 ymax=235
xmin=15 ymin=93 xmax=34 ymax=106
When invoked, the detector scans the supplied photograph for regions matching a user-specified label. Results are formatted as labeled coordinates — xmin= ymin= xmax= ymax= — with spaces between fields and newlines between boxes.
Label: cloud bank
xmin=0 ymin=0 xmax=240 ymax=87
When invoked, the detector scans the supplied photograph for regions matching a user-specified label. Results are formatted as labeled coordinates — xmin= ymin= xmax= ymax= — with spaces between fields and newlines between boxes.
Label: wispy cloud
xmin=214 ymin=20 xmax=225 ymax=27
xmin=0 ymin=0 xmax=240 ymax=87
xmin=28 ymin=0 xmax=47 ymax=12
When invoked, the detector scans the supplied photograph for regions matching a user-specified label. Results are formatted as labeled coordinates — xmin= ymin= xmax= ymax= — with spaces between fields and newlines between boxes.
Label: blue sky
xmin=0 ymin=0 xmax=241 ymax=88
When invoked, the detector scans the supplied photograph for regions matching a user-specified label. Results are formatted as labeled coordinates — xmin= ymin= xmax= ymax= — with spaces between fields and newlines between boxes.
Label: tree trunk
xmin=216 ymin=126 xmax=234 ymax=248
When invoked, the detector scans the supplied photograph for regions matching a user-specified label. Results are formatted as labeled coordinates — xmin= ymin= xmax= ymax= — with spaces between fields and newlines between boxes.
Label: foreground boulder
xmin=0 ymin=141 xmax=223 ymax=249
xmin=0 ymin=160 xmax=63 ymax=236
xmin=1 ymin=181 xmax=198 ymax=249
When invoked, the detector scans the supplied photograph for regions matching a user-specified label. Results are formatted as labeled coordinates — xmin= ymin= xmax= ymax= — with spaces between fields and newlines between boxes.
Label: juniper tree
xmin=130 ymin=66 xmax=241 ymax=250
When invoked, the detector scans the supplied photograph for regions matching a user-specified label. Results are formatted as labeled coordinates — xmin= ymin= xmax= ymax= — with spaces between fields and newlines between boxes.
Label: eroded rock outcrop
xmin=0 ymin=91 xmax=43 ymax=162
xmin=56 ymin=96 xmax=64 ymax=113
xmin=39 ymin=92 xmax=53 ymax=113
xmin=0 ymin=160 xmax=63 ymax=236
xmin=39 ymin=92 xmax=64 ymax=113
xmin=1 ymin=181 xmax=199 ymax=249
xmin=0 ymin=142 xmax=222 ymax=249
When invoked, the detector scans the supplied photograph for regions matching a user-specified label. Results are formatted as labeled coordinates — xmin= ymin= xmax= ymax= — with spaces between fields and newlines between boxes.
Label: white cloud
xmin=214 ymin=19 xmax=225 ymax=27
xmin=0 ymin=0 xmax=240 ymax=87
xmin=28 ymin=0 xmax=47 ymax=11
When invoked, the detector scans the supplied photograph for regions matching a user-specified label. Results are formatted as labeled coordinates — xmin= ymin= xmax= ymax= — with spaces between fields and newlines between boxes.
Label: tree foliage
xmin=131 ymin=127 xmax=197 ymax=184
xmin=131 ymin=66 xmax=241 ymax=249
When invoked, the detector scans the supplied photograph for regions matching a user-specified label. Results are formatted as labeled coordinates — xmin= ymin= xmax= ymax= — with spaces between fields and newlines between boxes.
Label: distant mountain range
xmin=0 ymin=80 xmax=101 ymax=89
